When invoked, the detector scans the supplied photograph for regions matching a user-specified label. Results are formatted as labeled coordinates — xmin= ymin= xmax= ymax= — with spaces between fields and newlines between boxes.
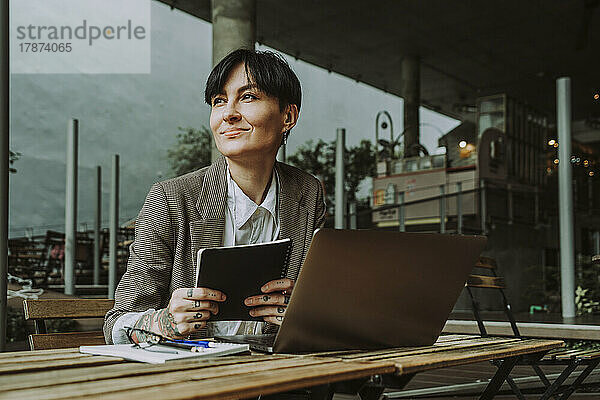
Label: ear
xmin=282 ymin=104 xmax=299 ymax=132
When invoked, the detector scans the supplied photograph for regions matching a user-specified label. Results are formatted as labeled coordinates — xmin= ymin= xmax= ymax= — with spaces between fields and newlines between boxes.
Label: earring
xmin=283 ymin=130 xmax=289 ymax=145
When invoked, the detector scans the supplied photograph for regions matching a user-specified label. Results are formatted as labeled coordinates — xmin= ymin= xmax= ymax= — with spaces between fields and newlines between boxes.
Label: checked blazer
xmin=103 ymin=155 xmax=327 ymax=343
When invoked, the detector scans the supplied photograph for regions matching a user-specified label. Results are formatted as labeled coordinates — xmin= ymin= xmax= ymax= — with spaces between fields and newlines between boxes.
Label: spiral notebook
xmin=80 ymin=343 xmax=250 ymax=364
xmin=195 ymin=238 xmax=292 ymax=321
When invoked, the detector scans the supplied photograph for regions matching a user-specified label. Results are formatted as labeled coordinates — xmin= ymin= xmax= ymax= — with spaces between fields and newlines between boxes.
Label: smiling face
xmin=209 ymin=63 xmax=297 ymax=163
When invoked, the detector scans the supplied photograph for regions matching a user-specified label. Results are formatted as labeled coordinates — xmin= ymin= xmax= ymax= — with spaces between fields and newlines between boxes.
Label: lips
xmin=222 ymin=128 xmax=249 ymax=137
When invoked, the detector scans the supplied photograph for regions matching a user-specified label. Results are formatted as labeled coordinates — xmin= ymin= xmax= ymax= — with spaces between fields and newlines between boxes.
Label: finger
xmin=263 ymin=316 xmax=284 ymax=325
xmin=187 ymin=300 xmax=219 ymax=314
xmin=244 ymin=293 xmax=287 ymax=306
xmin=248 ymin=305 xmax=286 ymax=318
xmin=183 ymin=311 xmax=211 ymax=322
xmin=261 ymin=279 xmax=294 ymax=294
xmin=178 ymin=321 xmax=207 ymax=334
xmin=180 ymin=287 xmax=227 ymax=302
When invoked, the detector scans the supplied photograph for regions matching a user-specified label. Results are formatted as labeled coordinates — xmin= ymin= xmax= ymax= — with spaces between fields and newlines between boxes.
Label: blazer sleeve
xmin=103 ymin=182 xmax=174 ymax=343
xmin=314 ymin=179 xmax=327 ymax=230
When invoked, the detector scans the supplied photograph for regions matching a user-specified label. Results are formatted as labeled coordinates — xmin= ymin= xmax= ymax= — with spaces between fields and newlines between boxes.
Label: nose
xmin=223 ymin=101 xmax=241 ymax=123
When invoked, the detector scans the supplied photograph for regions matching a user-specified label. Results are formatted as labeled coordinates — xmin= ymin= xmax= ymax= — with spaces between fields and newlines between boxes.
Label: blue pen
xmin=164 ymin=339 xmax=213 ymax=349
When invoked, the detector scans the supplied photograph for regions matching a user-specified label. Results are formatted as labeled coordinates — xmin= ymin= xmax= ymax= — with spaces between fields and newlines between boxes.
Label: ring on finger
xmin=194 ymin=312 xmax=203 ymax=320
xmin=194 ymin=300 xmax=201 ymax=308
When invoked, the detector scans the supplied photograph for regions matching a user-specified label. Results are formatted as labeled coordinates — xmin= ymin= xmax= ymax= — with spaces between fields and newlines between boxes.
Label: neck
xmin=226 ymin=156 xmax=276 ymax=205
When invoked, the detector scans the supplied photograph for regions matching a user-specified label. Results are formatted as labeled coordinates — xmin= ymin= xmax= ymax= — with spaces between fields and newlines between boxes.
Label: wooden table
xmin=0 ymin=335 xmax=563 ymax=400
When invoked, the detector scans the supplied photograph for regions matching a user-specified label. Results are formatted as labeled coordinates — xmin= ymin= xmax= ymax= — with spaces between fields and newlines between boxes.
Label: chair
xmin=23 ymin=298 xmax=114 ymax=350
xmin=466 ymin=256 xmax=600 ymax=400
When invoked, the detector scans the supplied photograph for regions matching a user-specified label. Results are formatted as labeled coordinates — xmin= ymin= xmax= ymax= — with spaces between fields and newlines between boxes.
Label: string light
xmin=548 ymin=139 xmax=556 ymax=146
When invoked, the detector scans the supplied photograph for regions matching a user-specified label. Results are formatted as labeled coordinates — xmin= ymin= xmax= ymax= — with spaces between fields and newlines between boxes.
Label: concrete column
xmin=211 ymin=0 xmax=256 ymax=162
xmin=0 ymin=0 xmax=9 ymax=352
xmin=335 ymin=128 xmax=346 ymax=229
xmin=401 ymin=55 xmax=420 ymax=157
xmin=456 ymin=182 xmax=463 ymax=234
xmin=349 ymin=201 xmax=357 ymax=229
xmin=480 ymin=179 xmax=487 ymax=235
xmin=439 ymin=185 xmax=446 ymax=233
xmin=557 ymin=77 xmax=576 ymax=319
xmin=94 ymin=166 xmax=101 ymax=286
xmin=593 ymin=231 xmax=600 ymax=255
xmin=398 ymin=192 xmax=405 ymax=232
xmin=64 ymin=119 xmax=78 ymax=296
xmin=109 ymin=155 xmax=119 ymax=299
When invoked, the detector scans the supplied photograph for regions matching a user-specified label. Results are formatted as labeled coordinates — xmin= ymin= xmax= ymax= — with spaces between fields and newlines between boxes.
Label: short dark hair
xmin=204 ymin=49 xmax=302 ymax=114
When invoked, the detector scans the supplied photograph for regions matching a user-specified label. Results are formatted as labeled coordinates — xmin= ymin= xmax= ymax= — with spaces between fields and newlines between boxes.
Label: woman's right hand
xmin=132 ymin=287 xmax=226 ymax=342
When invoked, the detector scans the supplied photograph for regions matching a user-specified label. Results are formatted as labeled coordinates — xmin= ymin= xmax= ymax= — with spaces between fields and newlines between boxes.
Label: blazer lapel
xmin=189 ymin=156 xmax=228 ymax=279
xmin=276 ymin=162 xmax=309 ymax=279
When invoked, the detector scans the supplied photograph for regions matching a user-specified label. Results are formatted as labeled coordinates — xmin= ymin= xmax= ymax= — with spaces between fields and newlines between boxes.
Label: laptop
xmin=215 ymin=228 xmax=487 ymax=353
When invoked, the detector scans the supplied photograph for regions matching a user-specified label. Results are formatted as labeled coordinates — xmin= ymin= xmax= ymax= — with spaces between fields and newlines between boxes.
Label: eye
xmin=241 ymin=93 xmax=258 ymax=101
xmin=211 ymin=97 xmax=225 ymax=106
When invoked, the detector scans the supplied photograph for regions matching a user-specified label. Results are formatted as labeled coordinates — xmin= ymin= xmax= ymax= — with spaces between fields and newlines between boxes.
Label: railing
xmin=348 ymin=178 xmax=600 ymax=235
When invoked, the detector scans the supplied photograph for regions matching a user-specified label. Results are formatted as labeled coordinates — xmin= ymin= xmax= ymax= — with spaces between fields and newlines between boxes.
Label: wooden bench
xmin=460 ymin=256 xmax=600 ymax=400
xmin=23 ymin=298 xmax=114 ymax=350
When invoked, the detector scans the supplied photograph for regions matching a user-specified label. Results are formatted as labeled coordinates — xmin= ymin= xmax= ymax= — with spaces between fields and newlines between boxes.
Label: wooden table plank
xmin=74 ymin=361 xmax=396 ymax=400
xmin=365 ymin=339 xmax=563 ymax=374
xmin=0 ymin=357 xmax=395 ymax=400
xmin=0 ymin=351 xmax=104 ymax=365
xmin=0 ymin=348 xmax=79 ymax=360
xmin=0 ymin=355 xmax=123 ymax=374
xmin=308 ymin=337 xmax=522 ymax=360
xmin=0 ymin=355 xmax=287 ymax=391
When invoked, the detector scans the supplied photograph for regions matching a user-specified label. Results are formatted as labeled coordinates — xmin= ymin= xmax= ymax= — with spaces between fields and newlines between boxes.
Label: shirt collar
xmin=226 ymin=162 xmax=279 ymax=229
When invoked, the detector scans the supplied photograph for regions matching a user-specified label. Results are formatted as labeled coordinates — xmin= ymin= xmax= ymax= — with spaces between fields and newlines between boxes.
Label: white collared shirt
xmin=223 ymin=162 xmax=280 ymax=246
xmin=111 ymin=164 xmax=281 ymax=343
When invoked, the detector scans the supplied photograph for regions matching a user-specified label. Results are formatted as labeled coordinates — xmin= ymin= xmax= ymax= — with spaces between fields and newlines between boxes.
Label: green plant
xmin=287 ymin=139 xmax=376 ymax=207
xmin=167 ymin=126 xmax=213 ymax=176
xmin=575 ymin=285 xmax=600 ymax=315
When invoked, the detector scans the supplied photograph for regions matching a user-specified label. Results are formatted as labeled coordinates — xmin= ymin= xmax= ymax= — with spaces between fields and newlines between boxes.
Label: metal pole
xmin=557 ymin=77 xmax=576 ymax=319
xmin=398 ymin=192 xmax=405 ymax=232
xmin=534 ymin=187 xmax=540 ymax=226
xmin=593 ymin=231 xmax=600 ymax=255
xmin=349 ymin=201 xmax=357 ymax=229
xmin=480 ymin=179 xmax=487 ymax=235
xmin=64 ymin=119 xmax=78 ymax=296
xmin=0 ymin=0 xmax=9 ymax=352
xmin=109 ymin=155 xmax=119 ymax=299
xmin=335 ymin=129 xmax=345 ymax=229
xmin=94 ymin=166 xmax=101 ymax=286
xmin=589 ymin=175 xmax=594 ymax=216
xmin=457 ymin=182 xmax=463 ymax=234
xmin=439 ymin=185 xmax=446 ymax=233
xmin=507 ymin=184 xmax=514 ymax=225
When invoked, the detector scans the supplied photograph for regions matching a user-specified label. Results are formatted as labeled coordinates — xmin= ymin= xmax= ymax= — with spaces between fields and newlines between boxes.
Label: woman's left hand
xmin=244 ymin=278 xmax=294 ymax=325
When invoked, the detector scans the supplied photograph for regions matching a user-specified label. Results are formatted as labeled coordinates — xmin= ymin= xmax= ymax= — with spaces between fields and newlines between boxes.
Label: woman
xmin=104 ymin=49 xmax=326 ymax=344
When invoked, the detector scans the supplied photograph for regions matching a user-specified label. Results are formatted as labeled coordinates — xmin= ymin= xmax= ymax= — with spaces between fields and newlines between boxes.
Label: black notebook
xmin=195 ymin=238 xmax=293 ymax=321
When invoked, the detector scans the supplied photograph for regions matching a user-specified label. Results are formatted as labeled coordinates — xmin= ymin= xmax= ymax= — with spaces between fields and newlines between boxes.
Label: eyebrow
xmin=211 ymin=83 xmax=260 ymax=101
xmin=237 ymin=83 xmax=259 ymax=94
